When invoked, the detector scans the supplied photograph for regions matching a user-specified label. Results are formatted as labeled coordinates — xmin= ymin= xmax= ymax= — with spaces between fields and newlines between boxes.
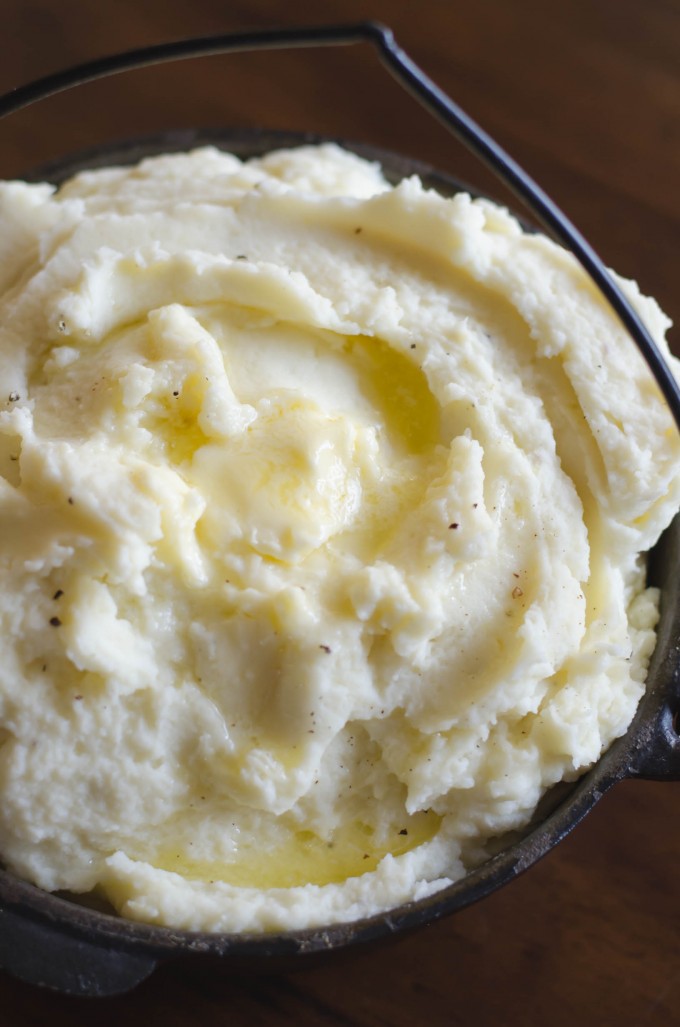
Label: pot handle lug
xmin=625 ymin=517 xmax=680 ymax=783
xmin=626 ymin=697 xmax=680 ymax=782
xmin=0 ymin=904 xmax=157 ymax=996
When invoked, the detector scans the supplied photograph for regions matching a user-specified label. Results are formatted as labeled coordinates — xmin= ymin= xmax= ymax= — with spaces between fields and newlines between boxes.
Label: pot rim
xmin=1 ymin=126 xmax=679 ymax=989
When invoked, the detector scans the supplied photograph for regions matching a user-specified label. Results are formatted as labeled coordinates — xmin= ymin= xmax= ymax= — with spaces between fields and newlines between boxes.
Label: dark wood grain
xmin=1 ymin=2 xmax=678 ymax=1024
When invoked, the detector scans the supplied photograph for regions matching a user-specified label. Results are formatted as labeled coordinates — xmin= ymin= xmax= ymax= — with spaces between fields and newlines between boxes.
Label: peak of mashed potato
xmin=0 ymin=144 xmax=678 ymax=933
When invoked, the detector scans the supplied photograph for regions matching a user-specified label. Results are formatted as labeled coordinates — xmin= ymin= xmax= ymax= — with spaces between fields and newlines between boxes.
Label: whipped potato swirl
xmin=0 ymin=144 xmax=677 ymax=932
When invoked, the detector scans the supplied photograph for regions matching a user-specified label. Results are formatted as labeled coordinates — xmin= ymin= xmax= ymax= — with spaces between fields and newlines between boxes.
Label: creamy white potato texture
xmin=0 ymin=144 xmax=678 ymax=933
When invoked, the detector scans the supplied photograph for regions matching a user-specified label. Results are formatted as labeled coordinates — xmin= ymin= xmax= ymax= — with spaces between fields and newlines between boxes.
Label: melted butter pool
xmin=342 ymin=335 xmax=441 ymax=455
xmin=151 ymin=810 xmax=441 ymax=889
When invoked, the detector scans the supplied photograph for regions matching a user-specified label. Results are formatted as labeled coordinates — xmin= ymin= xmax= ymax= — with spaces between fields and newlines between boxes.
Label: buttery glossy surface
xmin=1 ymin=0 xmax=678 ymax=1023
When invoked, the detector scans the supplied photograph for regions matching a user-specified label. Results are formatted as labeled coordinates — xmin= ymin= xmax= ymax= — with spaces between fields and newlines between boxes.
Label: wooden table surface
xmin=1 ymin=1 xmax=678 ymax=1023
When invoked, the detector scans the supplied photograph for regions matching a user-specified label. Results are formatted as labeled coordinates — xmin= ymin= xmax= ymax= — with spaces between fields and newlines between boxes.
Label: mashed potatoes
xmin=0 ymin=144 xmax=678 ymax=933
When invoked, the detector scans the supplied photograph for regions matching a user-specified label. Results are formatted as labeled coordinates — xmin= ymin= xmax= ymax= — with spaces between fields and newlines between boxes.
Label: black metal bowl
xmin=0 ymin=127 xmax=678 ymax=997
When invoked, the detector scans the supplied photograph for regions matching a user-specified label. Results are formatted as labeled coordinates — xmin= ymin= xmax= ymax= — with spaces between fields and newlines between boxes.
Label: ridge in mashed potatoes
xmin=0 ymin=143 xmax=678 ymax=933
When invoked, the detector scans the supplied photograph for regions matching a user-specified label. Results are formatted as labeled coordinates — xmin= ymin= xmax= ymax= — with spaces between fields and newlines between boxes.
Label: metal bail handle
xmin=0 ymin=25 xmax=677 ymax=999
xmin=0 ymin=20 xmax=678 ymax=430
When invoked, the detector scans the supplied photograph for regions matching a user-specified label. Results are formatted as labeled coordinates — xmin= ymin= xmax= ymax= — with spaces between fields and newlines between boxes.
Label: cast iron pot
xmin=0 ymin=127 xmax=678 ymax=997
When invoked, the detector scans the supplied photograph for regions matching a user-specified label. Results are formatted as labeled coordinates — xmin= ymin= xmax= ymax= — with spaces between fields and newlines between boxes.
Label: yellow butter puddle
xmin=140 ymin=371 xmax=211 ymax=465
xmin=139 ymin=330 xmax=441 ymax=466
xmin=343 ymin=335 xmax=440 ymax=455
xmin=149 ymin=810 xmax=441 ymax=889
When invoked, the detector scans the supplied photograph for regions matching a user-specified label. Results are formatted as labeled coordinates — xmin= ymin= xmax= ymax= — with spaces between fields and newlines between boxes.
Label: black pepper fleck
xmin=53 ymin=589 xmax=64 ymax=600
xmin=49 ymin=617 xmax=62 ymax=627
xmin=449 ymin=523 xmax=459 ymax=530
